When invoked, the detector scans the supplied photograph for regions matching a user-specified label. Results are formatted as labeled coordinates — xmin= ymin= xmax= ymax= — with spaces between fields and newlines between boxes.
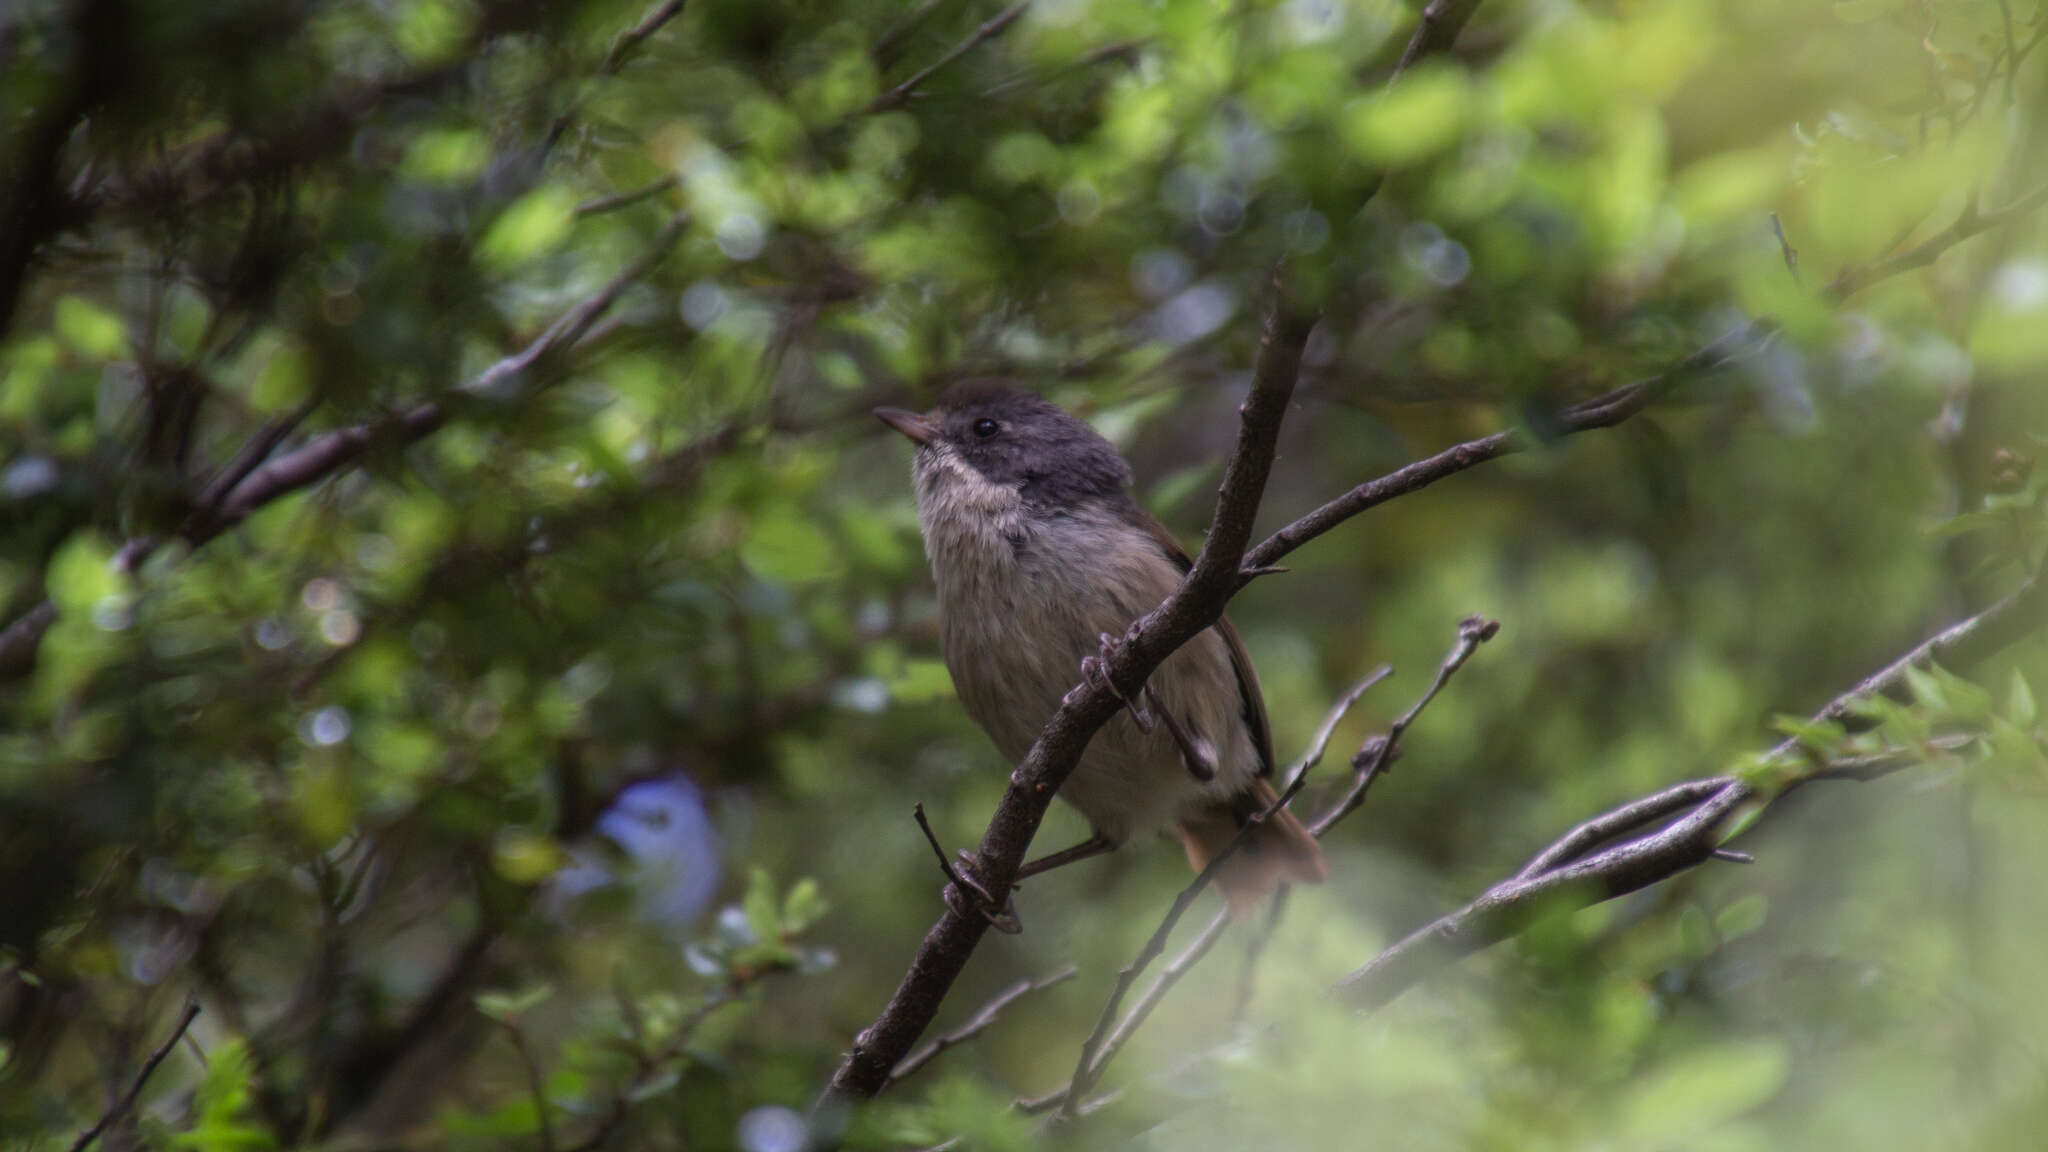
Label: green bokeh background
xmin=4 ymin=0 xmax=2048 ymax=1148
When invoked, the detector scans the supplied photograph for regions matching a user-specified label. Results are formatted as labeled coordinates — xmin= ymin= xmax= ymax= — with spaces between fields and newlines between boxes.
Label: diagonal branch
xmin=70 ymin=999 xmax=201 ymax=1152
xmin=887 ymin=967 xmax=1079 ymax=1086
xmin=1335 ymin=560 xmax=2048 ymax=1013
xmin=867 ymin=0 xmax=1032 ymax=113
xmin=0 ymin=211 xmax=690 ymax=681
xmin=1826 ymin=181 xmax=2048 ymax=300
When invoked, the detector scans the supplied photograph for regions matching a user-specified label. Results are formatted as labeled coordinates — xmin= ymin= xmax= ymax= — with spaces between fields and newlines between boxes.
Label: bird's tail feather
xmin=1177 ymin=779 xmax=1328 ymax=919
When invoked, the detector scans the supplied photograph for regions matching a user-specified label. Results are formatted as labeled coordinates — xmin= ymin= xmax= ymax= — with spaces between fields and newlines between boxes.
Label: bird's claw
xmin=1083 ymin=632 xmax=1155 ymax=732
xmin=942 ymin=852 xmax=1022 ymax=934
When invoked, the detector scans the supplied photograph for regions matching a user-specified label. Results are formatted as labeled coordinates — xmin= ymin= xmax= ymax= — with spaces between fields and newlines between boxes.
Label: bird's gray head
xmin=875 ymin=382 xmax=1132 ymax=510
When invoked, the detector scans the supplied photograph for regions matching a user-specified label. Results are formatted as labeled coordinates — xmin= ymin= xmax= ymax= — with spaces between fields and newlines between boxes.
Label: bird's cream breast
xmin=908 ymin=448 xmax=1260 ymax=842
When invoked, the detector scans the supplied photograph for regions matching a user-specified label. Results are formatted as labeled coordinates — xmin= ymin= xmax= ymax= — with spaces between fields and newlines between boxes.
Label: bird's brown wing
xmin=1125 ymin=502 xmax=1278 ymax=777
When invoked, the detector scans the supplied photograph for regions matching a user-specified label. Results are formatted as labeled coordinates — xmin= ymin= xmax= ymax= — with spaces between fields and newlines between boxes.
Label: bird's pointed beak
xmin=874 ymin=407 xmax=939 ymax=445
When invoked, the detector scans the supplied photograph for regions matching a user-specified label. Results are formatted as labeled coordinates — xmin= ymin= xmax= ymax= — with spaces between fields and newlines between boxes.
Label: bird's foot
xmin=943 ymin=850 xmax=1023 ymax=934
xmin=1082 ymin=632 xmax=1155 ymax=731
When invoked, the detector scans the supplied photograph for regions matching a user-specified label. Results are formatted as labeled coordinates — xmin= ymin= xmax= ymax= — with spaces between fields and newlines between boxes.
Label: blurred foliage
xmin=3 ymin=0 xmax=2048 ymax=1148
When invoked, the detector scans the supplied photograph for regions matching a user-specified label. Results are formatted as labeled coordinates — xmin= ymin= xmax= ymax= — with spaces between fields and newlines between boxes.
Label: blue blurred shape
xmin=553 ymin=775 xmax=721 ymax=930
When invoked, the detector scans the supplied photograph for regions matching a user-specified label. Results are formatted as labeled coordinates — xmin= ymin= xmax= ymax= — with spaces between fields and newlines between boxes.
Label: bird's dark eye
xmin=972 ymin=418 xmax=1000 ymax=439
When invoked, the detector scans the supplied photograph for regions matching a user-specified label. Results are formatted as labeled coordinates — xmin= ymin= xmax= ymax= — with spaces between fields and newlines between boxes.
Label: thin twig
xmin=1053 ymin=663 xmax=1394 ymax=1119
xmin=70 ymin=999 xmax=201 ymax=1152
xmin=1232 ymin=884 xmax=1291 ymax=1025
xmin=1827 ymin=181 xmax=2048 ymax=299
xmin=575 ymin=175 xmax=679 ymax=217
xmin=867 ymin=1 xmax=1032 ymax=113
xmin=887 ymin=967 xmax=1079 ymax=1085
xmin=494 ymin=1020 xmax=557 ymax=1152
xmin=1309 ymin=616 xmax=1498 ymax=836
xmin=601 ymin=0 xmax=689 ymax=74
xmin=1770 ymin=213 xmax=1801 ymax=284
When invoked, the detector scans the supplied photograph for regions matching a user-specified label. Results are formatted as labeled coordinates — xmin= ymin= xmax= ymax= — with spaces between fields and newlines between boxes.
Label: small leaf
xmin=2009 ymin=670 xmax=2037 ymax=728
xmin=479 ymin=185 xmax=578 ymax=268
xmin=1904 ymin=664 xmax=1948 ymax=713
xmin=53 ymin=296 xmax=127 ymax=359
xmin=782 ymin=877 xmax=828 ymax=932
xmin=493 ymin=829 xmax=568 ymax=884
xmin=476 ymin=983 xmax=554 ymax=1022
xmin=743 ymin=867 xmax=779 ymax=942
xmin=1716 ymin=893 xmax=1768 ymax=940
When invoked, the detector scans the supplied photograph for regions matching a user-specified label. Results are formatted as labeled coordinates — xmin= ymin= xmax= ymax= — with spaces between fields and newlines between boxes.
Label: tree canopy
xmin=4 ymin=0 xmax=2048 ymax=1148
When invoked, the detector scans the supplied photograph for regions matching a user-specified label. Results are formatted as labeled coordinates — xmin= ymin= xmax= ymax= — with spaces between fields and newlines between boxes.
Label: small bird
xmin=877 ymin=382 xmax=1327 ymax=918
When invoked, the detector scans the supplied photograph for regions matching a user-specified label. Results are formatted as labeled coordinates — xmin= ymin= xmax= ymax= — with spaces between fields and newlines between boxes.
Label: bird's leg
xmin=915 ymin=804 xmax=1023 ymax=933
xmin=1142 ymin=686 xmax=1218 ymax=782
xmin=1082 ymin=632 xmax=1155 ymax=731
xmin=1013 ymin=835 xmax=1118 ymax=880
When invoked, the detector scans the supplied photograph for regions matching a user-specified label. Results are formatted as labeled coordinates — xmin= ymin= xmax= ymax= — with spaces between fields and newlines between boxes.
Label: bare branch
xmin=1054 ymin=662 xmax=1394 ymax=1118
xmin=186 ymin=399 xmax=319 ymax=535
xmin=1393 ymin=0 xmax=1486 ymax=75
xmin=70 ymin=999 xmax=201 ymax=1152
xmin=1827 ymin=181 xmax=2048 ymax=299
xmin=1335 ymin=562 xmax=2048 ymax=1013
xmin=1513 ymin=778 xmax=1728 ymax=881
xmin=1309 ymin=616 xmax=1498 ymax=836
xmin=575 ymin=176 xmax=680 ymax=218
xmin=867 ymin=1 xmax=1032 ymax=114
xmin=0 ymin=601 xmax=59 ymax=679
xmin=1242 ymin=328 xmax=1760 ymax=577
xmin=601 ymin=0 xmax=689 ymax=74
xmin=493 ymin=1020 xmax=557 ymax=1152
xmin=887 ymin=968 xmax=1079 ymax=1086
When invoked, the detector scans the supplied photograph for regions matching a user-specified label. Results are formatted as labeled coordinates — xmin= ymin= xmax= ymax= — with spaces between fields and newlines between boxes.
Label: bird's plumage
xmin=888 ymin=382 xmax=1325 ymax=914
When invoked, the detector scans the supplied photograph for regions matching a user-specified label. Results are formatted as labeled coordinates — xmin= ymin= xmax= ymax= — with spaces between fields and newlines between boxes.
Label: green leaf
xmin=1903 ymin=664 xmax=1948 ymax=713
xmin=1715 ymin=893 xmax=1768 ymax=940
xmin=402 ymin=128 xmax=491 ymax=185
xmin=1342 ymin=65 xmax=1470 ymax=167
xmin=782 ymin=876 xmax=828 ymax=932
xmin=45 ymin=532 xmax=123 ymax=616
xmin=740 ymin=508 xmax=845 ymax=583
xmin=743 ymin=867 xmax=779 ymax=942
xmin=887 ymin=658 xmax=956 ymax=705
xmin=2012 ymin=670 xmax=2038 ymax=728
xmin=492 ymin=829 xmax=568 ymax=884
xmin=475 ymin=983 xmax=555 ymax=1022
xmin=1612 ymin=1040 xmax=1791 ymax=1143
xmin=53 ymin=296 xmax=126 ymax=359
xmin=479 ymin=185 xmax=578 ymax=268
